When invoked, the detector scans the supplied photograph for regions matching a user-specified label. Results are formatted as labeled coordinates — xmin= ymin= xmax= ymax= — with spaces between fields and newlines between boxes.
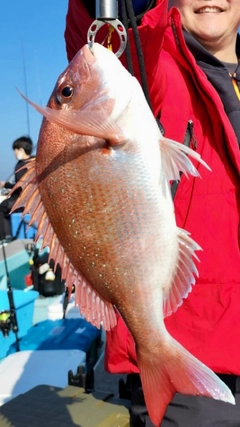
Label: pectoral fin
xmin=17 ymin=89 xmax=127 ymax=146
xmin=160 ymin=136 xmax=211 ymax=181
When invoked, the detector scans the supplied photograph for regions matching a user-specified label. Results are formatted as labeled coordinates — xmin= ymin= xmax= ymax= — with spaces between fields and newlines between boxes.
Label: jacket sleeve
xmin=4 ymin=182 xmax=14 ymax=190
xmin=65 ymin=0 xmax=93 ymax=62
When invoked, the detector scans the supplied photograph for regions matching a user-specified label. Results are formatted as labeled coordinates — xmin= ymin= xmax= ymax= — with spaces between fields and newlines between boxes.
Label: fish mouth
xmin=82 ymin=44 xmax=96 ymax=63
xmin=194 ymin=6 xmax=224 ymax=14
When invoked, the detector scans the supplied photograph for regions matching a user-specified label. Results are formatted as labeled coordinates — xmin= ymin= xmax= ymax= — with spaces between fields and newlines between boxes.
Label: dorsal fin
xmin=11 ymin=159 xmax=117 ymax=330
xmin=163 ymin=228 xmax=201 ymax=318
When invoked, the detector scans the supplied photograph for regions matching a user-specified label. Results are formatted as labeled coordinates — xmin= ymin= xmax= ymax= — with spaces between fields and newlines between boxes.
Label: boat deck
xmin=32 ymin=293 xmax=126 ymax=396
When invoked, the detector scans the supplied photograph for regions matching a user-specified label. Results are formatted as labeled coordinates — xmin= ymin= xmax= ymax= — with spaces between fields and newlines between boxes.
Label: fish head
xmin=45 ymin=46 xmax=99 ymax=113
xmin=21 ymin=43 xmax=137 ymax=146
xmin=47 ymin=42 xmax=131 ymax=114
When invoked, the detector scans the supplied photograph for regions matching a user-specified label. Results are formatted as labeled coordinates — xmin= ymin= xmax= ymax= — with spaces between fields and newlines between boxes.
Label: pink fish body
xmin=14 ymin=43 xmax=234 ymax=426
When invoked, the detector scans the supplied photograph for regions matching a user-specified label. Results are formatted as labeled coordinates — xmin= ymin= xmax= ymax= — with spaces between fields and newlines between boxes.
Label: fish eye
xmin=57 ymin=84 xmax=74 ymax=104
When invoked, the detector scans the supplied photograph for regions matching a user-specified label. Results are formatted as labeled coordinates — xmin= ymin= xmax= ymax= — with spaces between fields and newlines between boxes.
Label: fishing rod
xmin=0 ymin=241 xmax=20 ymax=351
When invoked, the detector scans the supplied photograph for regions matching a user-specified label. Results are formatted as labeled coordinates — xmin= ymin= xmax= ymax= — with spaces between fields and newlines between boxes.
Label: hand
xmin=0 ymin=181 xmax=6 ymax=188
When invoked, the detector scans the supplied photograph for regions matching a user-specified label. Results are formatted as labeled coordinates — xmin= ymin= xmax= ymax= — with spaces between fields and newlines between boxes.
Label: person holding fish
xmin=62 ymin=0 xmax=240 ymax=425
xmin=12 ymin=0 xmax=239 ymax=426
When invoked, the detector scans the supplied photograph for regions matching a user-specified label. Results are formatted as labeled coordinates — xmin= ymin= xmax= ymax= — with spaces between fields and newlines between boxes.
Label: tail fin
xmin=137 ymin=336 xmax=235 ymax=426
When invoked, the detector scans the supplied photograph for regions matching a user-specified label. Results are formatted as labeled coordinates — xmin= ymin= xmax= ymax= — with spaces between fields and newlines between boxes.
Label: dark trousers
xmin=125 ymin=374 xmax=240 ymax=427
xmin=0 ymin=210 xmax=11 ymax=240
xmin=0 ymin=196 xmax=21 ymax=239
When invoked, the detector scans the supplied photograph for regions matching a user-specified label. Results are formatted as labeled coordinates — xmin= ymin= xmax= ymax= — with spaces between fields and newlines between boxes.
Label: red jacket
xmin=65 ymin=0 xmax=240 ymax=375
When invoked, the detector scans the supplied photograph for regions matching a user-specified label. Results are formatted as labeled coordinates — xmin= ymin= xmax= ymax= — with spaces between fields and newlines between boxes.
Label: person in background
xmin=0 ymin=136 xmax=33 ymax=243
xmin=64 ymin=1 xmax=240 ymax=426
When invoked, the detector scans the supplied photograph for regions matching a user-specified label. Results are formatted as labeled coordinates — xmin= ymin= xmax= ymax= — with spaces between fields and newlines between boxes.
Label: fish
xmin=13 ymin=43 xmax=235 ymax=426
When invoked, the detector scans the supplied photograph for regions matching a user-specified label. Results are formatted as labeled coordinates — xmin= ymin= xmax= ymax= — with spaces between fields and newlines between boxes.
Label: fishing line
xmin=120 ymin=0 xmax=153 ymax=108
xmin=119 ymin=0 xmax=134 ymax=75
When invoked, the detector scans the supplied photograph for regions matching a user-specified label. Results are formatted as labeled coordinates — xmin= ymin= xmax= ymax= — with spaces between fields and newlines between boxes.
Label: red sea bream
xmin=13 ymin=43 xmax=235 ymax=426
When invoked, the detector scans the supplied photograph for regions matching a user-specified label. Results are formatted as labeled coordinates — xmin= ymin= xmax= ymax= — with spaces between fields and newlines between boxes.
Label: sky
xmin=0 ymin=0 xmax=69 ymax=180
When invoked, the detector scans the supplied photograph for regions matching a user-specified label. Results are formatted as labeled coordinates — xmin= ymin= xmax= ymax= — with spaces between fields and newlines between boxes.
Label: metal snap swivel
xmin=87 ymin=19 xmax=127 ymax=58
